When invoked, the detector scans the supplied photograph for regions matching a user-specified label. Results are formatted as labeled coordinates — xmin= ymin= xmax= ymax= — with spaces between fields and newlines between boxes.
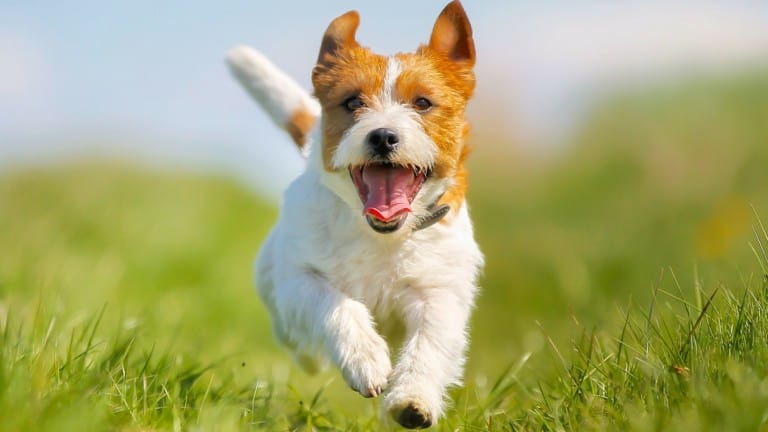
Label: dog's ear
xmin=316 ymin=11 xmax=360 ymax=69
xmin=429 ymin=1 xmax=475 ymax=66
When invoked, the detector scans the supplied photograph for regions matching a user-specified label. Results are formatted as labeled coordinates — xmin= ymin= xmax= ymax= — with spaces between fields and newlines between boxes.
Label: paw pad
xmin=395 ymin=402 xmax=432 ymax=429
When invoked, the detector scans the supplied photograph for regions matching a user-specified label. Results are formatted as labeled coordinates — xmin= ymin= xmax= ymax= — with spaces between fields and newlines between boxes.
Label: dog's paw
xmin=337 ymin=332 xmax=392 ymax=398
xmin=388 ymin=400 xmax=433 ymax=429
xmin=384 ymin=384 xmax=442 ymax=429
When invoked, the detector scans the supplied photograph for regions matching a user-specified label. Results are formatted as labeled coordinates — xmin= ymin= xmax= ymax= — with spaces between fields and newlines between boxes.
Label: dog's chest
xmin=282 ymin=170 xmax=477 ymax=324
xmin=313 ymin=226 xmax=423 ymax=318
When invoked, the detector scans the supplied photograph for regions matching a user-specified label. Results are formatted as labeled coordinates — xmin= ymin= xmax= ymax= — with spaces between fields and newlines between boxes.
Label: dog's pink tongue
xmin=362 ymin=165 xmax=414 ymax=222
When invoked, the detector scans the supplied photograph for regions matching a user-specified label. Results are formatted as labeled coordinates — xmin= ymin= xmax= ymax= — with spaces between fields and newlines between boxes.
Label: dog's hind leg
xmin=256 ymin=233 xmax=326 ymax=373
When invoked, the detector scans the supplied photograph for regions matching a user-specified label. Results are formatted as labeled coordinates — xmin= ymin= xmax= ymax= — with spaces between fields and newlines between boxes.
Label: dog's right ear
xmin=315 ymin=11 xmax=360 ymax=69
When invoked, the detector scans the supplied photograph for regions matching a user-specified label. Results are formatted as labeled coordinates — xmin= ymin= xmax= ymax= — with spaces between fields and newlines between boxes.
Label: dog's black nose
xmin=367 ymin=128 xmax=399 ymax=156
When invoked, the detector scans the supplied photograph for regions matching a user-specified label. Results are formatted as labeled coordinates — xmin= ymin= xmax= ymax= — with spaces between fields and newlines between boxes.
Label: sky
xmin=1 ymin=0 xmax=767 ymax=197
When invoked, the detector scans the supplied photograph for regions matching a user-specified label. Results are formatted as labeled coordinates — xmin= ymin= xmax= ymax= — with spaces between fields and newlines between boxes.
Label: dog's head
xmin=311 ymin=1 xmax=476 ymax=235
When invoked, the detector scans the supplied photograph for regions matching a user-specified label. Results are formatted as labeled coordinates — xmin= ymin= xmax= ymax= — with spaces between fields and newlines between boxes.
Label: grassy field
xmin=1 ymin=71 xmax=768 ymax=430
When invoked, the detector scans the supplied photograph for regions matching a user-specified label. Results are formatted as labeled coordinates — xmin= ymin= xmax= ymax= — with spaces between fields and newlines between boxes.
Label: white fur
xmin=381 ymin=56 xmax=402 ymax=106
xmin=236 ymin=48 xmax=483 ymax=426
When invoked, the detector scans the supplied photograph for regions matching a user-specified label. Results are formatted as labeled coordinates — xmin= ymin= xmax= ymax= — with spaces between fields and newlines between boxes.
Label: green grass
xmin=2 ymin=71 xmax=768 ymax=430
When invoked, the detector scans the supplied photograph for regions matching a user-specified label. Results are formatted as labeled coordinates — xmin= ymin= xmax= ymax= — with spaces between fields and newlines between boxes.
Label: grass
xmin=2 ymin=70 xmax=768 ymax=430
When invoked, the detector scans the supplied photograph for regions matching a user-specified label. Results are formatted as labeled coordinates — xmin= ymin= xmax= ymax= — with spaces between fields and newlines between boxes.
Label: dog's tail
xmin=226 ymin=46 xmax=320 ymax=152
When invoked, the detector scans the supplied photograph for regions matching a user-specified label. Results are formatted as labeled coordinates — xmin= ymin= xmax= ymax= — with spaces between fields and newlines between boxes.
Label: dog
xmin=227 ymin=1 xmax=483 ymax=428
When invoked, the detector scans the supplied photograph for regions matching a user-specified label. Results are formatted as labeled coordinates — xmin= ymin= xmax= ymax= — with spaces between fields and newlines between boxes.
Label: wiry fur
xmin=229 ymin=1 xmax=483 ymax=428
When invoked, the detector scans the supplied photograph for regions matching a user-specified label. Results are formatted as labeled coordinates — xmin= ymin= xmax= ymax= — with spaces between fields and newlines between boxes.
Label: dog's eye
xmin=413 ymin=97 xmax=433 ymax=112
xmin=343 ymin=96 xmax=365 ymax=112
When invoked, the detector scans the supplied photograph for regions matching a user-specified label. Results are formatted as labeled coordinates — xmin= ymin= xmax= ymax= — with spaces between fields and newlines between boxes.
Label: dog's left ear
xmin=429 ymin=1 xmax=475 ymax=66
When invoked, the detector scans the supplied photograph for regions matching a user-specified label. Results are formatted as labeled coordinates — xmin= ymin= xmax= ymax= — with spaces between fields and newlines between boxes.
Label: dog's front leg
xmin=384 ymin=288 xmax=474 ymax=428
xmin=273 ymin=270 xmax=392 ymax=397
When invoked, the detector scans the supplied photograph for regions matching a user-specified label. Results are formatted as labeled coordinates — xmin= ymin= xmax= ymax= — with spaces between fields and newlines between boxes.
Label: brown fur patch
xmin=438 ymin=122 xmax=471 ymax=219
xmin=285 ymin=107 xmax=318 ymax=147
xmin=429 ymin=1 xmax=475 ymax=65
xmin=316 ymin=11 xmax=360 ymax=68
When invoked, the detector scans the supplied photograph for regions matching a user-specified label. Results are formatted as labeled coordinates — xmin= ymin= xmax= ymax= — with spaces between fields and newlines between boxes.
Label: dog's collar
xmin=413 ymin=197 xmax=450 ymax=232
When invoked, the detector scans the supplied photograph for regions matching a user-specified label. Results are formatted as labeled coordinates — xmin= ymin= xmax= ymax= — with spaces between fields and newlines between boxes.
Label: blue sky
xmin=2 ymin=1 xmax=767 ymax=196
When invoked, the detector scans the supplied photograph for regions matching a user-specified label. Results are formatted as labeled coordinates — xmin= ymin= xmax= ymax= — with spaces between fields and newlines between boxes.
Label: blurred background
xmin=2 ymin=0 xmax=768 ymax=414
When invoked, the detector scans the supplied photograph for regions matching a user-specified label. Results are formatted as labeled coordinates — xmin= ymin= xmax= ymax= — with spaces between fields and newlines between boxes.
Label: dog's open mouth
xmin=349 ymin=163 xmax=428 ymax=233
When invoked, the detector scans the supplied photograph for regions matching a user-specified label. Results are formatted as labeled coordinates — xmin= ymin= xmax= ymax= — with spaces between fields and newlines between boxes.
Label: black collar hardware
xmin=413 ymin=199 xmax=451 ymax=231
